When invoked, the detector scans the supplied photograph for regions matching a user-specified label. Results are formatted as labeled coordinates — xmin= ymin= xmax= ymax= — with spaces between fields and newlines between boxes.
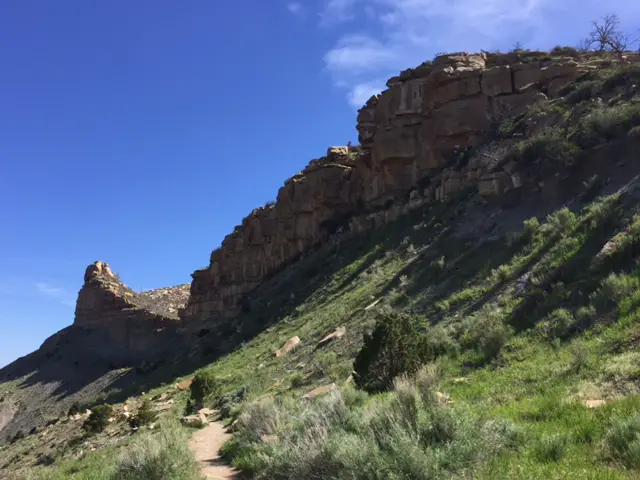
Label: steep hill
xmin=2 ymin=49 xmax=640 ymax=479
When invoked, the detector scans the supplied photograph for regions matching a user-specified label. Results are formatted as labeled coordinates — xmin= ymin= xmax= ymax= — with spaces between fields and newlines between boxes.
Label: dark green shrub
xmin=507 ymin=217 xmax=540 ymax=248
xmin=354 ymin=312 xmax=433 ymax=393
xmin=564 ymin=80 xmax=601 ymax=105
xmin=68 ymin=402 xmax=82 ymax=416
xmin=592 ymin=273 xmax=640 ymax=313
xmin=515 ymin=130 xmax=580 ymax=166
xmin=190 ymin=369 xmax=220 ymax=406
xmin=551 ymin=45 xmax=580 ymax=58
xmin=83 ymin=405 xmax=113 ymax=433
xmin=217 ymin=385 xmax=249 ymax=419
xmin=601 ymin=67 xmax=640 ymax=93
xmin=575 ymin=103 xmax=640 ymax=148
xmin=289 ymin=373 xmax=305 ymax=388
xmin=538 ymin=308 xmax=576 ymax=340
xmin=129 ymin=399 xmax=158 ymax=429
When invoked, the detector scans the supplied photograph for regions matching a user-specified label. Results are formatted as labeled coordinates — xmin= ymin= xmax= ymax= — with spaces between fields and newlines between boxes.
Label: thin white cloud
xmin=324 ymin=35 xmax=393 ymax=73
xmin=348 ymin=81 xmax=386 ymax=107
xmin=287 ymin=3 xmax=303 ymax=15
xmin=320 ymin=0 xmax=359 ymax=25
xmin=321 ymin=0 xmax=640 ymax=107
xmin=35 ymin=282 xmax=75 ymax=307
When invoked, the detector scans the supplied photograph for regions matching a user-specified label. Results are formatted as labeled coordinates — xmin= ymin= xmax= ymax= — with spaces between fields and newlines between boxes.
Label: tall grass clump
xmin=602 ymin=413 xmax=640 ymax=470
xmin=27 ymin=454 xmax=115 ymax=480
xmin=224 ymin=372 xmax=519 ymax=479
xmin=460 ymin=307 xmax=513 ymax=364
xmin=533 ymin=434 xmax=568 ymax=462
xmin=508 ymin=216 xmax=540 ymax=248
xmin=112 ymin=419 xmax=200 ymax=480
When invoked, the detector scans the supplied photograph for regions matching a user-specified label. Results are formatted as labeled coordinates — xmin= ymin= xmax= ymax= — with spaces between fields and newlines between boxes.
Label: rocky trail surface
xmin=189 ymin=420 xmax=239 ymax=480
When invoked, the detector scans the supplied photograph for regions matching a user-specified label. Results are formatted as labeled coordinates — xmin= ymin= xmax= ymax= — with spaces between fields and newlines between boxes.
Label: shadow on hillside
xmin=99 ymin=202 xmax=466 ymax=402
xmin=8 ymin=141 xmax=640 ymax=411
xmin=0 ymin=329 xmax=133 ymax=404
xmin=95 ymin=180 xmax=615 ymax=401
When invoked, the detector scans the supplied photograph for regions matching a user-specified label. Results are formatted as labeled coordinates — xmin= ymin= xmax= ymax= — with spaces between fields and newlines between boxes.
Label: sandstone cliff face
xmin=354 ymin=51 xmax=587 ymax=204
xmin=181 ymin=147 xmax=361 ymax=325
xmin=181 ymin=50 xmax=639 ymax=329
xmin=73 ymin=261 xmax=190 ymax=363
xmin=180 ymin=51 xmax=589 ymax=326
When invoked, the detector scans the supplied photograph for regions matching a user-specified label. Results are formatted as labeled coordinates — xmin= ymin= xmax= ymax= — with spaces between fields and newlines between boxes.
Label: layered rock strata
xmin=72 ymin=261 xmax=190 ymax=362
xmin=180 ymin=51 xmax=601 ymax=326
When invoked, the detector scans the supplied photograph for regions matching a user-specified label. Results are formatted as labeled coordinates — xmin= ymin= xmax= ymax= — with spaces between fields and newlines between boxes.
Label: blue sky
xmin=1 ymin=0 xmax=639 ymax=368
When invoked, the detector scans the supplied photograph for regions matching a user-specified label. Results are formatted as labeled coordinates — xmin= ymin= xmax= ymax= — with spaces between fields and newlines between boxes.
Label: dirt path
xmin=189 ymin=421 xmax=239 ymax=480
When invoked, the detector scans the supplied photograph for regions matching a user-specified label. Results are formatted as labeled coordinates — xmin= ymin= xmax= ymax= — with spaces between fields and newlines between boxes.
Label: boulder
xmin=274 ymin=336 xmax=301 ymax=358
xmin=316 ymin=327 xmax=346 ymax=349
xmin=584 ymin=399 xmax=606 ymax=408
xmin=592 ymin=232 xmax=629 ymax=267
xmin=198 ymin=408 xmax=216 ymax=417
xmin=302 ymin=383 xmax=337 ymax=401
xmin=436 ymin=392 xmax=450 ymax=405
xmin=176 ymin=378 xmax=194 ymax=391
xmin=180 ymin=413 xmax=208 ymax=428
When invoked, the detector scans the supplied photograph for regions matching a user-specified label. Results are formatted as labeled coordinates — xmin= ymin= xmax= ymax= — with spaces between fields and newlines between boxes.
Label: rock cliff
xmin=180 ymin=50 xmax=622 ymax=327
xmin=66 ymin=51 xmax=640 ymax=344
xmin=71 ymin=261 xmax=190 ymax=363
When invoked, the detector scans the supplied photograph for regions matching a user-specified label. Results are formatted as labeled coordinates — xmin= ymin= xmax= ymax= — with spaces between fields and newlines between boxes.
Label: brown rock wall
xmin=179 ymin=51 xmax=615 ymax=328
xmin=73 ymin=261 xmax=190 ymax=362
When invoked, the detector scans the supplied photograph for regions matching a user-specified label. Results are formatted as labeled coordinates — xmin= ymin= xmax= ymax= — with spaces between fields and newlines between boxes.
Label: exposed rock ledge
xmin=70 ymin=261 xmax=190 ymax=363
xmin=180 ymin=50 xmax=619 ymax=328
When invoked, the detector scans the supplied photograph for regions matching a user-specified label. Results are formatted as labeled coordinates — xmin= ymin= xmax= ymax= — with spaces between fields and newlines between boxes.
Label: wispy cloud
xmin=0 ymin=277 xmax=75 ymax=307
xmin=347 ymin=80 xmax=387 ymax=108
xmin=35 ymin=282 xmax=75 ymax=307
xmin=320 ymin=0 xmax=640 ymax=106
xmin=287 ymin=2 xmax=304 ymax=15
xmin=320 ymin=0 xmax=359 ymax=25
xmin=324 ymin=35 xmax=393 ymax=73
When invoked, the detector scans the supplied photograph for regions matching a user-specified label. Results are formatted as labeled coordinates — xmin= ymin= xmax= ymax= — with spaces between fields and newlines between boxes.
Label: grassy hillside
xmin=4 ymin=62 xmax=640 ymax=479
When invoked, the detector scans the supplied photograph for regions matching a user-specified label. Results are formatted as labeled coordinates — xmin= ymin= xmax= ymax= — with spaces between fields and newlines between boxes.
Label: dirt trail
xmin=189 ymin=420 xmax=239 ymax=480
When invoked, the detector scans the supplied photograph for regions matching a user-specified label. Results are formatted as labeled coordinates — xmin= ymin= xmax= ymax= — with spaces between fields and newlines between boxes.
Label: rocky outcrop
xmin=354 ymin=52 xmax=589 ymax=205
xmin=72 ymin=261 xmax=190 ymax=363
xmin=181 ymin=147 xmax=362 ymax=326
xmin=180 ymin=51 xmax=600 ymax=328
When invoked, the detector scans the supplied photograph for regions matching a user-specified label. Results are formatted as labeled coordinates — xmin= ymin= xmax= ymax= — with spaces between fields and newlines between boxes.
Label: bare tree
xmin=576 ymin=37 xmax=592 ymax=53
xmin=583 ymin=14 xmax=634 ymax=54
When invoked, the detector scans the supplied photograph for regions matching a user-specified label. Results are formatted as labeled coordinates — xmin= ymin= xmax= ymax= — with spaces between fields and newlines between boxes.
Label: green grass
xmin=211 ymin=185 xmax=640 ymax=479
xmin=222 ymin=370 xmax=520 ymax=479
xmin=27 ymin=420 xmax=199 ymax=480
